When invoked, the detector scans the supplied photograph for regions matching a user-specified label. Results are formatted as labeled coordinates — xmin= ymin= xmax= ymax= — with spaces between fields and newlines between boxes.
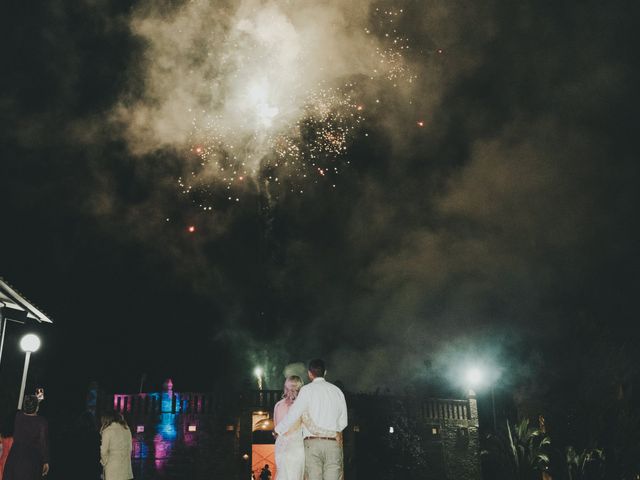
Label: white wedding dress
xmin=274 ymin=399 xmax=305 ymax=480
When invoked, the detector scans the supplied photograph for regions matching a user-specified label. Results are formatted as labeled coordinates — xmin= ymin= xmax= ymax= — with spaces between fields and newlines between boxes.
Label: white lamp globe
xmin=20 ymin=334 xmax=41 ymax=353
xmin=254 ymin=367 xmax=263 ymax=378
xmin=466 ymin=367 xmax=484 ymax=388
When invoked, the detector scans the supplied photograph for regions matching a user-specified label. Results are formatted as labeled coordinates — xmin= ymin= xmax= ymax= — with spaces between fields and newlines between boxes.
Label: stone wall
xmin=340 ymin=393 xmax=481 ymax=480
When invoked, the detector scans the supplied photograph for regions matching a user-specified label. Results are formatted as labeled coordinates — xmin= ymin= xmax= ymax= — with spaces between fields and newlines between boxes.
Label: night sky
xmin=1 ymin=0 xmax=639 ymax=427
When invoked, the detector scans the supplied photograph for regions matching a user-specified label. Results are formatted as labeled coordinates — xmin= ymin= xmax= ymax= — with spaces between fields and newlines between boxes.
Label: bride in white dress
xmin=273 ymin=376 xmax=305 ymax=480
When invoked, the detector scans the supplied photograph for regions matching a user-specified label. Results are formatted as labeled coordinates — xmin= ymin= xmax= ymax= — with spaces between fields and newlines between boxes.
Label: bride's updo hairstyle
xmin=283 ymin=375 xmax=303 ymax=402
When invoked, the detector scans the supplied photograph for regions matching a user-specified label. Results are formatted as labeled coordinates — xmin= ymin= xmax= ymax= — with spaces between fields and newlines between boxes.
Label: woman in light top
xmin=100 ymin=412 xmax=133 ymax=480
xmin=273 ymin=375 xmax=305 ymax=480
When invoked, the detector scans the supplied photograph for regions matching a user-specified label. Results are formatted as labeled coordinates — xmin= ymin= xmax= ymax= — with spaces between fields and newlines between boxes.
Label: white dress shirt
xmin=274 ymin=377 xmax=348 ymax=438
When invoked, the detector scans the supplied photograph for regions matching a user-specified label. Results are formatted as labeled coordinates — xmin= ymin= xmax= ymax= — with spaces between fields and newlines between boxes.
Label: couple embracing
xmin=273 ymin=359 xmax=348 ymax=480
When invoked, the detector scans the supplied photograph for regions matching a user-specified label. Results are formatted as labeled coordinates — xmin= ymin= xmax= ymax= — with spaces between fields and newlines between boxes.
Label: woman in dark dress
xmin=3 ymin=396 xmax=50 ymax=479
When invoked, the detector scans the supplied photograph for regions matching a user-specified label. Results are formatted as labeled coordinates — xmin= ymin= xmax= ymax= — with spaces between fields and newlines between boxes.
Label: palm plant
xmin=509 ymin=418 xmax=552 ymax=478
xmin=566 ymin=447 xmax=605 ymax=480
xmin=482 ymin=418 xmax=551 ymax=480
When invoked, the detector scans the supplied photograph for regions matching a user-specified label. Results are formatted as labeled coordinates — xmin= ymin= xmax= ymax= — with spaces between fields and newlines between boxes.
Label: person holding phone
xmin=3 ymin=395 xmax=50 ymax=479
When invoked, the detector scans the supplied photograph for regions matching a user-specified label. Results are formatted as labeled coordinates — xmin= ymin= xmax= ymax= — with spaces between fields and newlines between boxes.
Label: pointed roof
xmin=0 ymin=277 xmax=53 ymax=324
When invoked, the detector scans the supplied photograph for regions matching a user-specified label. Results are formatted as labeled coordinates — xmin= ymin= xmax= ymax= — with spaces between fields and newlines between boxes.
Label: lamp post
xmin=466 ymin=366 xmax=497 ymax=431
xmin=17 ymin=334 xmax=41 ymax=410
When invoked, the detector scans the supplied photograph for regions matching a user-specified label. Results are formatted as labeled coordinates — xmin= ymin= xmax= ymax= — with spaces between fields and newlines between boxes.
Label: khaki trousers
xmin=304 ymin=438 xmax=343 ymax=480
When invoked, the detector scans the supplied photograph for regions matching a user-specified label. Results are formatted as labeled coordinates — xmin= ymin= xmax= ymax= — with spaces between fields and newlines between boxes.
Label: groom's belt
xmin=304 ymin=436 xmax=337 ymax=441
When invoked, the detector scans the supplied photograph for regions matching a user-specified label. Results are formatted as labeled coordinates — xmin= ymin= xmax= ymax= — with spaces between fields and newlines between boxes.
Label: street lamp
xmin=465 ymin=365 xmax=497 ymax=431
xmin=18 ymin=334 xmax=41 ymax=410
xmin=466 ymin=367 xmax=484 ymax=389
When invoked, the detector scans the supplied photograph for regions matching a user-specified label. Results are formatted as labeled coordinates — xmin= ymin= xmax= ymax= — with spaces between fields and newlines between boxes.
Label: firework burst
xmin=124 ymin=1 xmax=420 ymax=211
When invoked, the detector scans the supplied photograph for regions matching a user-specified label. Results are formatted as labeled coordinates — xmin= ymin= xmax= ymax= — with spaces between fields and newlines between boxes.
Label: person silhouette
xmin=259 ymin=464 xmax=272 ymax=480
xmin=3 ymin=395 xmax=50 ymax=480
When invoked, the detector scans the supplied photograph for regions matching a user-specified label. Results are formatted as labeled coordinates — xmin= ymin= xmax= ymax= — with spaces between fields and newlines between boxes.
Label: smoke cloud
xmin=2 ymin=0 xmax=637 ymax=398
xmin=114 ymin=0 xmax=397 ymax=172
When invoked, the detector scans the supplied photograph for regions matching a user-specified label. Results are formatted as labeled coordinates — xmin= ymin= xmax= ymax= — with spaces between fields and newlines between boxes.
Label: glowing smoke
xmin=283 ymin=362 xmax=307 ymax=382
xmin=115 ymin=0 xmax=400 ymax=177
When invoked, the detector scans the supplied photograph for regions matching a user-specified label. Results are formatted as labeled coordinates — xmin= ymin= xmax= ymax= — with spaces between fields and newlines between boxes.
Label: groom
xmin=274 ymin=359 xmax=348 ymax=480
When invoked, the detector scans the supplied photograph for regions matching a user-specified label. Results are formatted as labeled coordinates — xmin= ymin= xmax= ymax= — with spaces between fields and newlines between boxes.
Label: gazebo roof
xmin=0 ymin=277 xmax=53 ymax=324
